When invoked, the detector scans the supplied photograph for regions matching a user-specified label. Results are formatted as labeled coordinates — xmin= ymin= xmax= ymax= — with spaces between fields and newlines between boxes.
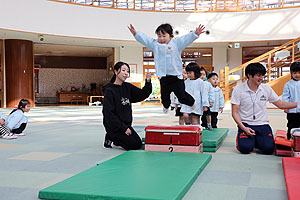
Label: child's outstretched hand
xmin=195 ymin=24 xmax=206 ymax=36
xmin=128 ymin=24 xmax=136 ymax=36
xmin=145 ymin=72 xmax=152 ymax=82
xmin=0 ymin=119 xmax=4 ymax=126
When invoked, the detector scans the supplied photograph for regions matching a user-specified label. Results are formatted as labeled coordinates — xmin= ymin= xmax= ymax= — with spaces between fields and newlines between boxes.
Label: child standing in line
xmin=207 ymin=72 xmax=225 ymax=128
xmin=6 ymin=99 xmax=31 ymax=136
xmin=181 ymin=63 xmax=209 ymax=125
xmin=128 ymin=23 xmax=206 ymax=113
xmin=282 ymin=62 xmax=300 ymax=140
xmin=174 ymin=67 xmax=188 ymax=125
xmin=199 ymin=67 xmax=215 ymax=130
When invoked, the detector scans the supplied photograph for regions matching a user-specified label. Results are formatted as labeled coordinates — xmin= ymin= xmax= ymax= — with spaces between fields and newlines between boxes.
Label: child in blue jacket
xmin=128 ymin=23 xmax=206 ymax=113
xmin=6 ymin=99 xmax=31 ymax=136
xmin=282 ymin=62 xmax=300 ymax=139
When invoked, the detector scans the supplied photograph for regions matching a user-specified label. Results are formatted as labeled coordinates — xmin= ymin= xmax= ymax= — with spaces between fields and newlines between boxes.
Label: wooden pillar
xmin=224 ymin=66 xmax=229 ymax=102
xmin=219 ymin=68 xmax=224 ymax=88
xmin=5 ymin=39 xmax=34 ymax=108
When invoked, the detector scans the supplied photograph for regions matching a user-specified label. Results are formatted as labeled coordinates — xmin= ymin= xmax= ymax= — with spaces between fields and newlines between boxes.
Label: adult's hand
xmin=145 ymin=72 xmax=152 ymax=82
xmin=244 ymin=127 xmax=256 ymax=136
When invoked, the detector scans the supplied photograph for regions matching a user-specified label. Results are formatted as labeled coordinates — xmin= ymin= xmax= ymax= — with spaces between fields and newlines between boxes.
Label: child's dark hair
xmin=110 ymin=61 xmax=130 ymax=83
xmin=155 ymin=23 xmax=174 ymax=38
xmin=186 ymin=63 xmax=200 ymax=79
xmin=10 ymin=99 xmax=31 ymax=114
xmin=208 ymin=72 xmax=218 ymax=79
xmin=290 ymin=62 xmax=300 ymax=72
xmin=199 ymin=66 xmax=208 ymax=77
xmin=245 ymin=62 xmax=266 ymax=78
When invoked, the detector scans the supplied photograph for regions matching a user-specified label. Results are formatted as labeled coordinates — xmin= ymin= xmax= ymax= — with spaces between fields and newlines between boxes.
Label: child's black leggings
xmin=287 ymin=113 xmax=300 ymax=140
xmin=160 ymin=76 xmax=194 ymax=109
xmin=12 ymin=123 xmax=27 ymax=134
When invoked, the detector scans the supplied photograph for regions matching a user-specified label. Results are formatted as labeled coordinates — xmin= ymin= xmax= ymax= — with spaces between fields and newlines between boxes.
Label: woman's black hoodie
xmin=102 ymin=80 xmax=152 ymax=137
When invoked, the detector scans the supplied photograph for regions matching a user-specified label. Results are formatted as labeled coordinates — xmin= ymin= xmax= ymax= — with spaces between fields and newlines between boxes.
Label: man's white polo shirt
xmin=231 ymin=81 xmax=279 ymax=126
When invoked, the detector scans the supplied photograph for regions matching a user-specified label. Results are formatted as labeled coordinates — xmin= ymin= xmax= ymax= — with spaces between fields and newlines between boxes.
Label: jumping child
xmin=207 ymin=72 xmax=225 ymax=128
xmin=282 ymin=62 xmax=300 ymax=139
xmin=180 ymin=63 xmax=209 ymax=125
xmin=128 ymin=23 xmax=206 ymax=113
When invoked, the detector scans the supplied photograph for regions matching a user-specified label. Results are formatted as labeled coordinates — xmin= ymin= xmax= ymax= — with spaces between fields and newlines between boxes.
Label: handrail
xmin=51 ymin=0 xmax=300 ymax=12
xmin=220 ymin=36 xmax=300 ymax=101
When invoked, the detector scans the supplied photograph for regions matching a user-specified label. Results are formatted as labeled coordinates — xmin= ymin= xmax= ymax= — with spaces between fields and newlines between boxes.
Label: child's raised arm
xmin=195 ymin=24 xmax=206 ymax=36
xmin=128 ymin=24 xmax=137 ymax=36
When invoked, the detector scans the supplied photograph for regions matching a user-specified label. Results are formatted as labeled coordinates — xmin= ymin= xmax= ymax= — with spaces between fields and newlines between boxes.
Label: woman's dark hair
xmin=10 ymin=99 xmax=31 ymax=114
xmin=208 ymin=72 xmax=218 ymax=79
xmin=110 ymin=61 xmax=130 ymax=83
xmin=155 ymin=23 xmax=174 ymax=38
xmin=245 ymin=62 xmax=266 ymax=78
xmin=186 ymin=62 xmax=200 ymax=79
xmin=199 ymin=66 xmax=208 ymax=77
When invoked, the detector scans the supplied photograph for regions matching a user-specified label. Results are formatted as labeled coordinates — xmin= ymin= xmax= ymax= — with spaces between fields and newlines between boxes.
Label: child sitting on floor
xmin=6 ymin=99 xmax=31 ymax=136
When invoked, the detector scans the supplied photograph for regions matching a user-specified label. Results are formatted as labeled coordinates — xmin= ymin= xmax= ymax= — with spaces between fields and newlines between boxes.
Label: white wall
xmin=0 ymin=0 xmax=299 ymax=42
xmin=119 ymin=46 xmax=144 ymax=82
xmin=213 ymin=47 xmax=227 ymax=73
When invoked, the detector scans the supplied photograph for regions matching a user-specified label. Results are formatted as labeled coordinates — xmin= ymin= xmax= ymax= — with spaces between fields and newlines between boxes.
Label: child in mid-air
xmin=180 ymin=63 xmax=209 ymax=125
xmin=128 ymin=23 xmax=206 ymax=113
xmin=207 ymin=72 xmax=225 ymax=128
xmin=282 ymin=62 xmax=300 ymax=139
xmin=199 ymin=67 xmax=215 ymax=130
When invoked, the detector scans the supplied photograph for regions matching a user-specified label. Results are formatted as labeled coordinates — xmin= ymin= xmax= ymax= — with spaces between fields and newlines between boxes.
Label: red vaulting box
xmin=145 ymin=125 xmax=203 ymax=153
xmin=292 ymin=128 xmax=300 ymax=152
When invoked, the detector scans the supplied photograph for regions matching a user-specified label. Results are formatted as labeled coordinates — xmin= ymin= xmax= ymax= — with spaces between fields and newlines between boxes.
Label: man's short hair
xmin=245 ymin=63 xmax=266 ymax=78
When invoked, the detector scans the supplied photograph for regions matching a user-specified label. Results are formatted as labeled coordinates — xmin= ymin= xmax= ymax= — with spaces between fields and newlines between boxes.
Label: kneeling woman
xmin=102 ymin=61 xmax=152 ymax=150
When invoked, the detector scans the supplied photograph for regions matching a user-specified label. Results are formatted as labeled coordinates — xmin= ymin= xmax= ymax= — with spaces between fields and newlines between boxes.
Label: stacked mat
xmin=203 ymin=128 xmax=229 ymax=152
xmin=39 ymin=151 xmax=212 ymax=200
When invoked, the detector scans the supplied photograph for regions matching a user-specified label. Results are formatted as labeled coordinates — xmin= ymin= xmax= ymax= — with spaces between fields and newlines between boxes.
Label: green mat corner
xmin=203 ymin=128 xmax=229 ymax=152
xmin=39 ymin=151 xmax=212 ymax=200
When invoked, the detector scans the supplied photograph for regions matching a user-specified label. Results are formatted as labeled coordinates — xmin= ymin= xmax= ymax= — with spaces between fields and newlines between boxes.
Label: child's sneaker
xmin=15 ymin=132 xmax=26 ymax=136
xmin=103 ymin=134 xmax=112 ymax=148
xmin=1 ymin=132 xmax=18 ymax=139
xmin=207 ymin=125 xmax=213 ymax=131
xmin=163 ymin=107 xmax=169 ymax=114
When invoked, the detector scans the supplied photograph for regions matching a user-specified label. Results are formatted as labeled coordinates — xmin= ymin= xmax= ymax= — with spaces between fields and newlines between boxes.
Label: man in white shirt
xmin=231 ymin=63 xmax=299 ymax=154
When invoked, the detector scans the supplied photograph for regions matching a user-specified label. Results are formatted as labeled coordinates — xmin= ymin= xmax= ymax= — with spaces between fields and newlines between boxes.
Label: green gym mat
xmin=39 ymin=151 xmax=212 ymax=200
xmin=203 ymin=128 xmax=229 ymax=152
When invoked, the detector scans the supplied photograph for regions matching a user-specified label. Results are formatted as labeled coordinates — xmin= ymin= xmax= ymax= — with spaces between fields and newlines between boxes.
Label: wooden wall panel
xmin=35 ymin=56 xmax=107 ymax=69
xmin=5 ymin=39 xmax=34 ymax=108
